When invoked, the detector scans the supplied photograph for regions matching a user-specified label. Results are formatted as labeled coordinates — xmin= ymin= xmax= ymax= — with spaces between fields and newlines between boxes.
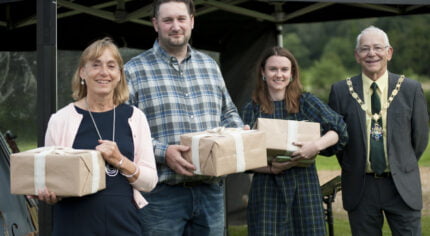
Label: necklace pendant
xmin=372 ymin=113 xmax=380 ymax=121
xmin=371 ymin=122 xmax=383 ymax=141
xmin=105 ymin=164 xmax=119 ymax=177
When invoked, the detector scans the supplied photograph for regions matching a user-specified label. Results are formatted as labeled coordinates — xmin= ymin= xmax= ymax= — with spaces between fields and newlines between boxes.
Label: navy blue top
xmin=52 ymin=103 xmax=142 ymax=236
xmin=73 ymin=103 xmax=134 ymax=196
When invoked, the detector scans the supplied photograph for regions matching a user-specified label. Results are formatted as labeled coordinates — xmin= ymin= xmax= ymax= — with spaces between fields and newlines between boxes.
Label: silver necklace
xmin=85 ymin=97 xmax=118 ymax=176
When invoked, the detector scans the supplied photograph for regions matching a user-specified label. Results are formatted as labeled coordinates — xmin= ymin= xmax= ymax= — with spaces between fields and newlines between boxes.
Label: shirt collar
xmin=362 ymin=70 xmax=388 ymax=93
xmin=153 ymin=40 xmax=192 ymax=64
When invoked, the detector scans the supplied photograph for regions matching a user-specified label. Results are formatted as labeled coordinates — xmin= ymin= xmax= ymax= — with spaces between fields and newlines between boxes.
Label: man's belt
xmin=366 ymin=172 xmax=391 ymax=178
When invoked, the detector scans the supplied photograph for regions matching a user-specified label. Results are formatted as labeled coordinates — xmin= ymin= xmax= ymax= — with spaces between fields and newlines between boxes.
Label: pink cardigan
xmin=44 ymin=103 xmax=158 ymax=208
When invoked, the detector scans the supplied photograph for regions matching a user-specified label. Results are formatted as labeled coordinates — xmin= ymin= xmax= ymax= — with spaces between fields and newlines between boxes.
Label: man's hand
xmin=165 ymin=145 xmax=195 ymax=176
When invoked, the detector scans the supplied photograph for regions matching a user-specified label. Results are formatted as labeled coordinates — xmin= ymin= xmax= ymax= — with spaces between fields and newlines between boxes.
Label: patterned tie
xmin=370 ymin=82 xmax=386 ymax=175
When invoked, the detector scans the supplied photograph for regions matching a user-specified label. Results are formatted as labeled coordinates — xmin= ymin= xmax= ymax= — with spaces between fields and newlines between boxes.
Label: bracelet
xmin=121 ymin=162 xmax=139 ymax=178
xmin=117 ymin=157 xmax=124 ymax=169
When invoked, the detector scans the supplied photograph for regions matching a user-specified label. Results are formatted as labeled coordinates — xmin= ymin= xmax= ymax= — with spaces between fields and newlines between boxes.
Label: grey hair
xmin=355 ymin=25 xmax=391 ymax=49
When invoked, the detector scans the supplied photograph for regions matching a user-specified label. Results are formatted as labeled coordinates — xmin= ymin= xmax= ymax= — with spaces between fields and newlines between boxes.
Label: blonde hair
xmin=71 ymin=37 xmax=129 ymax=104
xmin=252 ymin=46 xmax=302 ymax=114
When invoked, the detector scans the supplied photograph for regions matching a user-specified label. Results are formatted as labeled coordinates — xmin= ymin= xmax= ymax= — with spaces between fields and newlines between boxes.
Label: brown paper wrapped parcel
xmin=180 ymin=127 xmax=267 ymax=176
xmin=10 ymin=147 xmax=106 ymax=197
xmin=255 ymin=118 xmax=321 ymax=165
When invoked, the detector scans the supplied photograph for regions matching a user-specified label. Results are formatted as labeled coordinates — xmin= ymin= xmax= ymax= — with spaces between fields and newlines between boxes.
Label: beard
xmin=159 ymin=32 xmax=191 ymax=49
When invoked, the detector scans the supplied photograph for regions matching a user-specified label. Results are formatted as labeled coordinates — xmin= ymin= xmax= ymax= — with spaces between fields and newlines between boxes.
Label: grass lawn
xmin=15 ymin=138 xmax=37 ymax=152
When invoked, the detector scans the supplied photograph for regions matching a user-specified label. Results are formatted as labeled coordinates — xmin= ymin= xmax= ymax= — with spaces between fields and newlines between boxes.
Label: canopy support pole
xmin=37 ymin=0 xmax=57 ymax=235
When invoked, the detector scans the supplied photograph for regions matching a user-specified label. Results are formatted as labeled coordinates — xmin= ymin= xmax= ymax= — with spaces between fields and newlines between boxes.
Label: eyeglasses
xmin=357 ymin=45 xmax=389 ymax=55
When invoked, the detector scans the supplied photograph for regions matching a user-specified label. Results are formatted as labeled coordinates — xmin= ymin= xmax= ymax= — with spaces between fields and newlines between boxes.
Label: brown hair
xmin=252 ymin=46 xmax=303 ymax=114
xmin=71 ymin=37 xmax=129 ymax=105
xmin=152 ymin=0 xmax=195 ymax=17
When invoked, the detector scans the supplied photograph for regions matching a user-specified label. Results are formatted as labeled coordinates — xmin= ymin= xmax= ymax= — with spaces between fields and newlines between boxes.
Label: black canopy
xmin=1 ymin=1 xmax=429 ymax=235
xmin=1 ymin=0 xmax=429 ymax=142
xmin=1 ymin=0 xmax=429 ymax=51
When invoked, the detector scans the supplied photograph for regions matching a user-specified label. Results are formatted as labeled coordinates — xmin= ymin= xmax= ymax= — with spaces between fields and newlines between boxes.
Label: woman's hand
xmin=271 ymin=161 xmax=298 ymax=174
xmin=96 ymin=140 xmax=124 ymax=167
xmin=290 ymin=130 xmax=339 ymax=161
xmin=29 ymin=188 xmax=61 ymax=205
xmin=290 ymin=141 xmax=320 ymax=161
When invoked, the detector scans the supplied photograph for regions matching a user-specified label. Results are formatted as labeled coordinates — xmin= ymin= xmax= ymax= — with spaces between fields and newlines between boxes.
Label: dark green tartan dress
xmin=241 ymin=93 xmax=348 ymax=236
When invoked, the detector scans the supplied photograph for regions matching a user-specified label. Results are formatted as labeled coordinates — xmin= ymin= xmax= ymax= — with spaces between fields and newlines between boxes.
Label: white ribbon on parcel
xmin=191 ymin=127 xmax=247 ymax=175
xmin=287 ymin=121 xmax=299 ymax=152
xmin=33 ymin=146 xmax=101 ymax=195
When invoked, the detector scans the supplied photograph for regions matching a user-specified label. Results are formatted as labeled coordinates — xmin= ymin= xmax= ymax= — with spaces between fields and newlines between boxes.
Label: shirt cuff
xmin=154 ymin=143 xmax=168 ymax=164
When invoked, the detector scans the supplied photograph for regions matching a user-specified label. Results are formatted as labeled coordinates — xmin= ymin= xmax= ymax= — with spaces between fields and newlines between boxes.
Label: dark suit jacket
xmin=328 ymin=72 xmax=429 ymax=211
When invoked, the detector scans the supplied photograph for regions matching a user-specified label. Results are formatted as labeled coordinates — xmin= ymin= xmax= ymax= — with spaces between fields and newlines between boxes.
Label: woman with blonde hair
xmin=37 ymin=37 xmax=157 ymax=235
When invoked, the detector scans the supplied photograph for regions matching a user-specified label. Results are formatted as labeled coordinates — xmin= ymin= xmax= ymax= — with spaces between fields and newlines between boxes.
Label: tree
xmin=0 ymin=52 xmax=37 ymax=137
xmin=302 ymin=53 xmax=348 ymax=102
xmin=283 ymin=33 xmax=311 ymax=68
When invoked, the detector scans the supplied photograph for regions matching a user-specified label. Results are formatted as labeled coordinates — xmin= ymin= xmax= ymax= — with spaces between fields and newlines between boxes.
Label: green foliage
xmin=284 ymin=18 xmax=376 ymax=72
xmin=302 ymin=54 xmax=348 ymax=102
xmin=322 ymin=37 xmax=356 ymax=71
xmin=285 ymin=15 xmax=430 ymax=78
xmin=284 ymin=14 xmax=430 ymax=111
xmin=286 ymin=23 xmax=329 ymax=68
xmin=283 ymin=33 xmax=312 ymax=68
xmin=379 ymin=15 xmax=430 ymax=76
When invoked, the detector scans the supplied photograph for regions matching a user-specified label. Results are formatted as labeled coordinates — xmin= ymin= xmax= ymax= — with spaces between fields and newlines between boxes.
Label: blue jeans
xmin=139 ymin=182 xmax=225 ymax=236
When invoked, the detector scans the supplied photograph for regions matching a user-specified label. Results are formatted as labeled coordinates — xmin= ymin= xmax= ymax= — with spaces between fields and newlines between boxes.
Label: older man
xmin=329 ymin=26 xmax=428 ymax=235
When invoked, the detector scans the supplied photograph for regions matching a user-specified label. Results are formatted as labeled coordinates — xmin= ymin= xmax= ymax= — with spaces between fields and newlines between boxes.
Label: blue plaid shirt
xmin=125 ymin=41 xmax=243 ymax=184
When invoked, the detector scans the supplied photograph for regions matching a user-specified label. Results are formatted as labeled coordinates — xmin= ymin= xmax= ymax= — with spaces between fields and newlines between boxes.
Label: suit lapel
xmin=387 ymin=72 xmax=399 ymax=100
xmin=351 ymin=75 xmax=367 ymax=149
